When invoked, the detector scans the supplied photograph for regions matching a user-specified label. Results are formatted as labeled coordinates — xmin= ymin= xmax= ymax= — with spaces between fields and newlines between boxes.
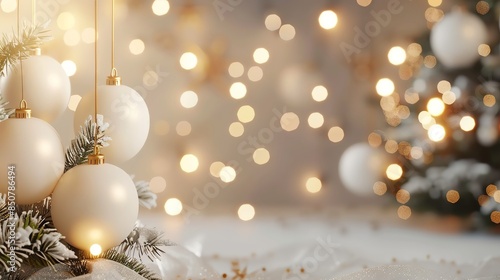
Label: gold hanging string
xmin=32 ymin=0 xmax=35 ymax=25
xmin=107 ymin=0 xmax=120 ymax=85
xmin=18 ymin=0 xmax=24 ymax=102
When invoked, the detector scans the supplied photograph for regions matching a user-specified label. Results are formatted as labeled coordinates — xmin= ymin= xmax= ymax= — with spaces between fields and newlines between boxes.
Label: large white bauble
xmin=338 ymin=143 xmax=389 ymax=196
xmin=73 ymin=85 xmax=150 ymax=163
xmin=51 ymin=163 xmax=139 ymax=251
xmin=0 ymin=118 xmax=64 ymax=204
xmin=1 ymin=55 xmax=71 ymax=122
xmin=430 ymin=9 xmax=488 ymax=69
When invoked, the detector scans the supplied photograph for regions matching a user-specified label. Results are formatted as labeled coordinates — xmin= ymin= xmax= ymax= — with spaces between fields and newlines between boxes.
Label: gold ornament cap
xmin=106 ymin=68 xmax=121 ymax=86
xmin=88 ymin=146 xmax=105 ymax=165
xmin=30 ymin=47 xmax=41 ymax=56
xmin=15 ymin=100 xmax=31 ymax=119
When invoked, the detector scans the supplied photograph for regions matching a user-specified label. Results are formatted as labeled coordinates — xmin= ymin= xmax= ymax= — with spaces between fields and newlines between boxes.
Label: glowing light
xmin=265 ymin=14 xmax=282 ymax=31
xmin=476 ymin=1 xmax=490 ymax=15
xmin=279 ymin=24 xmax=296 ymax=41
xmin=230 ymin=82 xmax=247 ymax=99
xmin=318 ymin=10 xmax=338 ymax=30
xmin=164 ymin=198 xmax=183 ymax=216
xmin=427 ymin=98 xmax=445 ymax=117
xmin=60 ymin=60 xmax=77 ymax=77
xmin=81 ymin=28 xmax=96 ymax=44
xmin=478 ymin=44 xmax=491 ymax=57
xmin=306 ymin=177 xmax=322 ymax=193
xmin=357 ymin=0 xmax=372 ymax=7
xmin=437 ymin=80 xmax=451 ymax=93
xmin=396 ymin=189 xmax=410 ymax=204
xmin=386 ymin=164 xmax=403 ymax=181
xmin=445 ymin=190 xmax=460 ymax=204
xmin=210 ymin=162 xmax=225 ymax=178
xmin=57 ymin=12 xmax=76 ymax=30
xmin=491 ymin=211 xmax=500 ymax=224
xmin=68 ymin=95 xmax=82 ymax=112
xmin=373 ymin=181 xmax=387 ymax=196
xmin=253 ymin=148 xmax=270 ymax=165
xmin=281 ymin=112 xmax=300 ymax=131
xmin=428 ymin=0 xmax=442 ymax=7
xmin=253 ymin=48 xmax=270 ymax=64
xmin=179 ymin=52 xmax=197 ymax=70
xmin=428 ymin=124 xmax=446 ymax=142
xmin=0 ymin=0 xmax=16 ymax=13
xmin=312 ymin=85 xmax=328 ymax=102
xmin=368 ymin=132 xmax=383 ymax=147
xmin=176 ymin=121 xmax=191 ymax=136
xmin=180 ymin=154 xmax=199 ymax=173
xmin=228 ymin=62 xmax=244 ymax=78
xmin=237 ymin=105 xmax=255 ymax=123
xmin=89 ymin=244 xmax=102 ymax=256
xmin=248 ymin=66 xmax=263 ymax=82
xmin=152 ymin=0 xmax=170 ymax=16
xmin=149 ymin=176 xmax=166 ymax=193
xmin=397 ymin=205 xmax=412 ymax=220
xmin=180 ymin=91 xmax=198 ymax=108
xmin=229 ymin=122 xmax=245 ymax=137
xmin=238 ymin=204 xmax=255 ymax=221
xmin=328 ymin=126 xmax=344 ymax=143
xmin=308 ymin=112 xmax=324 ymax=129
xmin=486 ymin=184 xmax=497 ymax=196
xmin=385 ymin=140 xmax=399 ymax=154
xmin=376 ymin=78 xmax=395 ymax=97
xmin=388 ymin=46 xmax=407 ymax=65
xmin=220 ymin=166 xmax=236 ymax=183
xmin=63 ymin=29 xmax=80 ymax=46
xmin=484 ymin=94 xmax=496 ymax=107
xmin=459 ymin=116 xmax=475 ymax=132
xmin=442 ymin=91 xmax=456 ymax=105
xmin=410 ymin=147 xmax=423 ymax=159
xmin=129 ymin=39 xmax=145 ymax=55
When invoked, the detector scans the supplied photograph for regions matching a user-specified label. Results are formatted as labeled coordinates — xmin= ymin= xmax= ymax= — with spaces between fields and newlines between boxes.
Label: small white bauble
xmin=73 ymin=85 xmax=150 ymax=163
xmin=51 ymin=163 xmax=139 ymax=251
xmin=430 ymin=9 xmax=488 ymax=69
xmin=0 ymin=118 xmax=64 ymax=204
xmin=1 ymin=55 xmax=71 ymax=122
xmin=338 ymin=143 xmax=389 ymax=196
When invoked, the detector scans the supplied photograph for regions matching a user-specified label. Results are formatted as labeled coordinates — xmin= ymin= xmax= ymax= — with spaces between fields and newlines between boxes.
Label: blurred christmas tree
xmin=375 ymin=0 xmax=500 ymax=229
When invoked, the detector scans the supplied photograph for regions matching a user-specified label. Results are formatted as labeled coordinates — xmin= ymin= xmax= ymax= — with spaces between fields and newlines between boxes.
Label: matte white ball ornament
xmin=430 ymin=9 xmax=487 ymax=69
xmin=338 ymin=142 xmax=389 ymax=196
xmin=1 ymin=54 xmax=71 ymax=122
xmin=51 ymin=162 xmax=139 ymax=251
xmin=0 ymin=105 xmax=64 ymax=204
xmin=74 ymin=84 xmax=150 ymax=163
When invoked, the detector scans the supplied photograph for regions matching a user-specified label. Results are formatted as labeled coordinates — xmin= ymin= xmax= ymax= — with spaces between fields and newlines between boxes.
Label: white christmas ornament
xmin=0 ymin=114 xmax=64 ymax=204
xmin=51 ymin=163 xmax=139 ymax=251
xmin=73 ymin=84 xmax=150 ymax=163
xmin=1 ymin=54 xmax=71 ymax=122
xmin=338 ymin=143 xmax=389 ymax=196
xmin=430 ymin=9 xmax=487 ymax=69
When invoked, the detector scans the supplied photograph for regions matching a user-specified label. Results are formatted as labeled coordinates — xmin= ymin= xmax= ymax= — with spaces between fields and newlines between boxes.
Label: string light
xmin=318 ymin=10 xmax=338 ymax=30
xmin=164 ymin=198 xmax=183 ymax=216
xmin=129 ymin=39 xmax=145 ymax=55
xmin=388 ymin=46 xmax=406 ymax=65
xmin=179 ymin=52 xmax=197 ymax=69
xmin=180 ymin=154 xmax=199 ymax=173
xmin=376 ymin=78 xmax=395 ymax=96
xmin=238 ymin=204 xmax=255 ymax=221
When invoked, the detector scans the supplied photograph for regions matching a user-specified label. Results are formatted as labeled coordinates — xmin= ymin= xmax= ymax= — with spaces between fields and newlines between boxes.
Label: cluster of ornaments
xmin=0 ymin=44 xmax=149 ymax=252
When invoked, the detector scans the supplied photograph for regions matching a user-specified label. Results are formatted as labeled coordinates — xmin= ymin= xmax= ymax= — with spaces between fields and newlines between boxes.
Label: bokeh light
xmin=180 ymin=91 xmax=199 ymax=108
xmin=388 ymin=46 xmax=407 ymax=65
xmin=57 ymin=12 xmax=76 ymax=30
xmin=281 ymin=112 xmax=300 ymax=131
xmin=176 ymin=121 xmax=192 ymax=136
xmin=373 ymin=181 xmax=387 ymax=196
xmin=238 ymin=204 xmax=255 ymax=221
xmin=180 ymin=154 xmax=199 ymax=173
xmin=229 ymin=122 xmax=245 ymax=137
xmin=318 ymin=10 xmax=338 ymax=30
xmin=357 ymin=0 xmax=372 ymax=7
xmin=306 ymin=177 xmax=322 ymax=193
xmin=459 ymin=116 xmax=476 ymax=132
xmin=437 ymin=80 xmax=451 ymax=93
xmin=164 ymin=198 xmax=183 ymax=216
xmin=386 ymin=164 xmax=403 ymax=181
xmin=279 ymin=24 xmax=296 ymax=41
xmin=427 ymin=98 xmax=445 ymax=116
xmin=328 ymin=126 xmax=344 ymax=143
xmin=230 ymin=82 xmax=247 ymax=99
xmin=149 ymin=176 xmax=167 ymax=193
xmin=0 ymin=0 xmax=16 ymax=13
xmin=265 ymin=14 xmax=282 ymax=31
xmin=180 ymin=52 xmax=198 ymax=70
xmin=220 ymin=166 xmax=237 ymax=183
xmin=428 ymin=124 xmax=446 ymax=142
xmin=397 ymin=205 xmax=412 ymax=220
xmin=237 ymin=105 xmax=255 ymax=123
xmin=308 ymin=112 xmax=324 ymax=129
xmin=152 ymin=0 xmax=170 ymax=16
xmin=396 ymin=189 xmax=410 ymax=204
xmin=311 ymin=85 xmax=328 ymax=102
xmin=89 ymin=244 xmax=102 ymax=256
xmin=129 ymin=39 xmax=145 ymax=55
xmin=210 ymin=162 xmax=225 ymax=178
xmin=253 ymin=148 xmax=270 ymax=165
xmin=61 ymin=60 xmax=77 ymax=77
xmin=376 ymin=78 xmax=395 ymax=96
xmin=478 ymin=44 xmax=491 ymax=57
xmin=446 ymin=190 xmax=460 ymax=204
xmin=68 ymin=95 xmax=82 ymax=112
xmin=228 ymin=62 xmax=244 ymax=78
xmin=253 ymin=48 xmax=270 ymax=64
xmin=248 ymin=66 xmax=264 ymax=82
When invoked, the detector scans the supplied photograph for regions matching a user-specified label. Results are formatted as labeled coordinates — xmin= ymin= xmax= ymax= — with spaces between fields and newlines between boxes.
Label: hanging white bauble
xmin=477 ymin=113 xmax=498 ymax=146
xmin=0 ymin=117 xmax=64 ymax=204
xmin=0 ymin=55 xmax=71 ymax=122
xmin=51 ymin=163 xmax=139 ymax=251
xmin=430 ymin=9 xmax=488 ymax=69
xmin=73 ymin=85 xmax=150 ymax=163
xmin=338 ymin=143 xmax=389 ymax=196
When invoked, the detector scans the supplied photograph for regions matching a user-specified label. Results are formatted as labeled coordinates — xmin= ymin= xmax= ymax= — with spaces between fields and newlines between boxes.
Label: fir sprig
xmin=116 ymin=226 xmax=175 ymax=262
xmin=134 ymin=179 xmax=158 ymax=209
xmin=0 ymin=22 xmax=51 ymax=77
xmin=64 ymin=115 xmax=111 ymax=172
xmin=91 ymin=250 xmax=160 ymax=280
xmin=0 ymin=96 xmax=14 ymax=121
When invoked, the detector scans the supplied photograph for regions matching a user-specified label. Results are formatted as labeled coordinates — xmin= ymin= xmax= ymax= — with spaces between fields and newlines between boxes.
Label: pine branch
xmin=116 ymin=226 xmax=175 ymax=262
xmin=64 ymin=115 xmax=111 ymax=173
xmin=0 ymin=96 xmax=14 ymax=122
xmin=134 ymin=180 xmax=157 ymax=209
xmin=0 ymin=22 xmax=51 ymax=77
xmin=93 ymin=249 xmax=160 ymax=280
